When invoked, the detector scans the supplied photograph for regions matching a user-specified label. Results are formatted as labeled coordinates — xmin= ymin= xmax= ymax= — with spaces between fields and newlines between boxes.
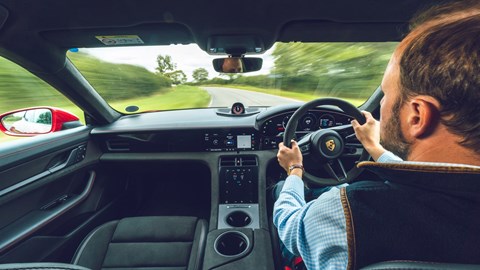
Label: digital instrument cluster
xmin=260 ymin=110 xmax=354 ymax=149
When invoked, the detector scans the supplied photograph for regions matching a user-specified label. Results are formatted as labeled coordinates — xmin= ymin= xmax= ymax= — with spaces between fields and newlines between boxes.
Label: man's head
xmin=222 ymin=57 xmax=244 ymax=73
xmin=379 ymin=1 xmax=480 ymax=161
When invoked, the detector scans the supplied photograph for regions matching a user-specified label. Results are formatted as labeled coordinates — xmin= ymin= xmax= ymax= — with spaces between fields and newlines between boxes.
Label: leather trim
xmin=361 ymin=260 xmax=480 ymax=270
xmin=192 ymin=219 xmax=207 ymax=270
xmin=357 ymin=161 xmax=480 ymax=173
xmin=341 ymin=187 xmax=356 ymax=270
xmin=72 ymin=220 xmax=118 ymax=266
xmin=0 ymin=263 xmax=91 ymax=270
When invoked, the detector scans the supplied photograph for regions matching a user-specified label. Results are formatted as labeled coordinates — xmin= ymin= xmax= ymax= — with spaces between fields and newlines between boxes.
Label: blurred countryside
xmin=1 ymin=42 xmax=397 ymax=143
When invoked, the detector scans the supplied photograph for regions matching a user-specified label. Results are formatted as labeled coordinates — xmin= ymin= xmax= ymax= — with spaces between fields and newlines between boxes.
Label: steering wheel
xmin=283 ymin=98 xmax=370 ymax=186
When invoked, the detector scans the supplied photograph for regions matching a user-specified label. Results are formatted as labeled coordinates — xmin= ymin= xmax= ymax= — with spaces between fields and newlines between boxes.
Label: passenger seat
xmin=72 ymin=216 xmax=207 ymax=270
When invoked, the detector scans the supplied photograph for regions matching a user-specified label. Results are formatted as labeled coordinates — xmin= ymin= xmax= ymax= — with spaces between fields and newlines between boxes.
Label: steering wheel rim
xmin=283 ymin=98 xmax=369 ymax=186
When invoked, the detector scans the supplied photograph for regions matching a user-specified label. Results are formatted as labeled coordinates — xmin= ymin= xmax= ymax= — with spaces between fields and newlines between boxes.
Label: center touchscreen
xmin=237 ymin=135 xmax=252 ymax=148
xmin=204 ymin=130 xmax=257 ymax=151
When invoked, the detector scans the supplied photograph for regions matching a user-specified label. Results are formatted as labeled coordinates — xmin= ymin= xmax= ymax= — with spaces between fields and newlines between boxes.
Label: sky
xmin=78 ymin=44 xmax=275 ymax=81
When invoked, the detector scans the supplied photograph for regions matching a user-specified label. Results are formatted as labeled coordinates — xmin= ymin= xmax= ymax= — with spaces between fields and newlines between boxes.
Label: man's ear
xmin=404 ymin=96 xmax=440 ymax=139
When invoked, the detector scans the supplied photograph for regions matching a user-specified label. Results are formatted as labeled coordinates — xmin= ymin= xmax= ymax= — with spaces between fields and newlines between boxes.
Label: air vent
xmin=220 ymin=157 xmax=236 ymax=166
xmin=241 ymin=156 xmax=257 ymax=166
xmin=242 ymin=156 xmax=257 ymax=166
xmin=106 ymin=139 xmax=131 ymax=152
xmin=220 ymin=156 xmax=257 ymax=167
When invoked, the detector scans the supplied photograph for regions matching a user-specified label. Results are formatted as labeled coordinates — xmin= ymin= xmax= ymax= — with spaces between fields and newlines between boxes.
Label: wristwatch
xmin=288 ymin=164 xmax=304 ymax=175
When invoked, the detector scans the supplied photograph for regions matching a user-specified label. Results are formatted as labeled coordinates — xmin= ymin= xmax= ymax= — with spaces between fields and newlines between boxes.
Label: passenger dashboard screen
xmin=237 ymin=135 xmax=252 ymax=148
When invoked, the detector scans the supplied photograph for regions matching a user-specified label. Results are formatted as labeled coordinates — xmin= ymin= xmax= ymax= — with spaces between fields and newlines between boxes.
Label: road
xmin=201 ymin=87 xmax=301 ymax=107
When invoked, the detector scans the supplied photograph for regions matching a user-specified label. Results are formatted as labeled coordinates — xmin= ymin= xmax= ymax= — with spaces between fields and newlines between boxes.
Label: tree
xmin=271 ymin=42 xmax=397 ymax=98
xmin=156 ymin=55 xmax=177 ymax=74
xmin=165 ymin=70 xmax=187 ymax=85
xmin=37 ymin=111 xmax=52 ymax=124
xmin=192 ymin=68 xmax=209 ymax=82
xmin=220 ymin=73 xmax=240 ymax=81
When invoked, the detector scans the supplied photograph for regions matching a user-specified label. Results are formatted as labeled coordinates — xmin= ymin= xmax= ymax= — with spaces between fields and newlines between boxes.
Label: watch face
xmin=231 ymin=102 xmax=245 ymax=115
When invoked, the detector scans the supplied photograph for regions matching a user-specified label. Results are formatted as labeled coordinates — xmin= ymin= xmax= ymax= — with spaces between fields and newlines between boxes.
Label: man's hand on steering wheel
xmin=351 ymin=111 xmax=386 ymax=161
xmin=277 ymin=140 xmax=303 ymax=177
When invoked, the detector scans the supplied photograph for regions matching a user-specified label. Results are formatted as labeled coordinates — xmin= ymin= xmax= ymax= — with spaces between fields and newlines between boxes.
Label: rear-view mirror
xmin=213 ymin=57 xmax=263 ymax=73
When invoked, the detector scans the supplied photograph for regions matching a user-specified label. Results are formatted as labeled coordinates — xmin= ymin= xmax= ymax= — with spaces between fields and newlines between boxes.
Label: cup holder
xmin=226 ymin=211 xmax=252 ymax=227
xmin=214 ymin=231 xmax=250 ymax=257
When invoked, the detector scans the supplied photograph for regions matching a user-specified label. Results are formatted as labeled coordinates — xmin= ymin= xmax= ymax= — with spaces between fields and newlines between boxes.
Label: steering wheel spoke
xmin=342 ymin=143 xmax=364 ymax=157
xmin=323 ymin=159 xmax=348 ymax=182
xmin=330 ymin=124 xmax=357 ymax=141
xmin=297 ymin=133 xmax=312 ymax=155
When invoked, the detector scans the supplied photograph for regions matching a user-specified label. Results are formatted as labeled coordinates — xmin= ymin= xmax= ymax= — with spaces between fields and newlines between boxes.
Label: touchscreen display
xmin=237 ymin=135 xmax=252 ymax=148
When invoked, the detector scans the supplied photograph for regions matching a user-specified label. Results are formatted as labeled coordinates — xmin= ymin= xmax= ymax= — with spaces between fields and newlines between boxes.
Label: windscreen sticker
xmin=95 ymin=35 xmax=144 ymax=46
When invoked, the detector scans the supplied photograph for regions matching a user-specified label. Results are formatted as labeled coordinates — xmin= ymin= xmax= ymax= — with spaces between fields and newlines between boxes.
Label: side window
xmin=0 ymin=56 xmax=84 ymax=145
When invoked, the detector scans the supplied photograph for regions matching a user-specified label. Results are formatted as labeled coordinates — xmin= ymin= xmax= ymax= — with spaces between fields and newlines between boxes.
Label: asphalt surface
xmin=201 ymin=86 xmax=301 ymax=108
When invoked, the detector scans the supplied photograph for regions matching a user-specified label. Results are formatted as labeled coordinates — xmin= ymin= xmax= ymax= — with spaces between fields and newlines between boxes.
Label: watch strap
xmin=288 ymin=164 xmax=304 ymax=175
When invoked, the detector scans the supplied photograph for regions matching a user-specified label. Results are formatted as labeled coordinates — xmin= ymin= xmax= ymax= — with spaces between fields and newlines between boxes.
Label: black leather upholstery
xmin=72 ymin=216 xmax=207 ymax=270
xmin=0 ymin=263 xmax=90 ymax=270
xmin=361 ymin=261 xmax=480 ymax=270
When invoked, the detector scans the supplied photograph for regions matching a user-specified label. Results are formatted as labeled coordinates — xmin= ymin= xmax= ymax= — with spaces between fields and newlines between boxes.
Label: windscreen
xmin=67 ymin=42 xmax=398 ymax=113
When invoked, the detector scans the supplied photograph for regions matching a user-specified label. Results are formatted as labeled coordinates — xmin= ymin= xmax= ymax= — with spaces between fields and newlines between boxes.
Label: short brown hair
xmin=398 ymin=1 xmax=480 ymax=154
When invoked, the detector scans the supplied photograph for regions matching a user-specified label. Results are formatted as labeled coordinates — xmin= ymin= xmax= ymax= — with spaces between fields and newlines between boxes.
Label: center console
xmin=218 ymin=156 xmax=259 ymax=229
xmin=203 ymin=154 xmax=275 ymax=270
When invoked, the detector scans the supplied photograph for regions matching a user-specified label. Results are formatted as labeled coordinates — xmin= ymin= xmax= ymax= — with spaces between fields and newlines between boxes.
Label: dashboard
xmin=92 ymin=104 xmax=354 ymax=153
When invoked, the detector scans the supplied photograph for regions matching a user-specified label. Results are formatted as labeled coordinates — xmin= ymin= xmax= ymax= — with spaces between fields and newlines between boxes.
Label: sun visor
xmin=41 ymin=23 xmax=194 ymax=48
xmin=0 ymin=5 xmax=8 ymax=31
xmin=279 ymin=21 xmax=409 ymax=42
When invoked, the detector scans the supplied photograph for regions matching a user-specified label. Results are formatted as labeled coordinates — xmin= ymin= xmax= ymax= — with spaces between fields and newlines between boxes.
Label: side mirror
xmin=0 ymin=107 xmax=80 ymax=137
xmin=213 ymin=57 xmax=263 ymax=73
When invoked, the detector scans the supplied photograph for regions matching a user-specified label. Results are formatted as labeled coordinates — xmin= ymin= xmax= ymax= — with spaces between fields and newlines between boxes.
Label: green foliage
xmin=192 ymin=68 xmax=209 ymax=82
xmin=165 ymin=70 xmax=187 ymax=84
xmin=271 ymin=42 xmax=397 ymax=99
xmin=221 ymin=73 xmax=240 ymax=81
xmin=3 ymin=116 xmax=22 ymax=124
xmin=197 ymin=77 xmax=229 ymax=85
xmin=0 ymin=57 xmax=80 ymax=113
xmin=37 ymin=111 xmax=52 ymax=124
xmin=232 ymin=75 xmax=275 ymax=88
xmin=68 ymin=52 xmax=171 ymax=101
xmin=156 ymin=54 xmax=188 ymax=85
xmin=156 ymin=55 xmax=177 ymax=74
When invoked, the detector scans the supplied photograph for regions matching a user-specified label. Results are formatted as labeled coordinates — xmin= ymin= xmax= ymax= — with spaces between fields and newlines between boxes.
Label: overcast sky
xmin=77 ymin=44 xmax=274 ymax=81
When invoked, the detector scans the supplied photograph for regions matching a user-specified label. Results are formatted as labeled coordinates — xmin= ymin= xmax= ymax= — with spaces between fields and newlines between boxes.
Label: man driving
xmin=221 ymin=57 xmax=244 ymax=73
xmin=274 ymin=1 xmax=480 ymax=269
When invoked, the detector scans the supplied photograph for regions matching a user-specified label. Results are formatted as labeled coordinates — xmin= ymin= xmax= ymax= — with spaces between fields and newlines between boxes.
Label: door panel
xmin=0 ymin=127 xmax=124 ymax=263
xmin=0 ymin=171 xmax=95 ymax=252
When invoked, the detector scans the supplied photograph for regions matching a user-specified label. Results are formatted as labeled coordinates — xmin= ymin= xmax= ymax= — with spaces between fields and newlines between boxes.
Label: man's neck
xmin=407 ymin=132 xmax=480 ymax=166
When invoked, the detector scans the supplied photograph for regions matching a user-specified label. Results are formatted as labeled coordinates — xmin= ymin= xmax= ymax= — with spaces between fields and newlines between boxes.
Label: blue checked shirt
xmin=273 ymin=151 xmax=401 ymax=270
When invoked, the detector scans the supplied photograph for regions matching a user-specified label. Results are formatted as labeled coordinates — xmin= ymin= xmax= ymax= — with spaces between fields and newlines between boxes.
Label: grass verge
xmin=110 ymin=85 xmax=210 ymax=113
